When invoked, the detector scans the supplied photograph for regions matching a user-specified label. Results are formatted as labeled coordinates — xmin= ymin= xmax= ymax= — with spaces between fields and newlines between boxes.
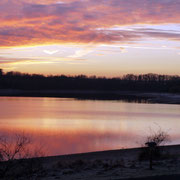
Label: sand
xmin=3 ymin=144 xmax=179 ymax=179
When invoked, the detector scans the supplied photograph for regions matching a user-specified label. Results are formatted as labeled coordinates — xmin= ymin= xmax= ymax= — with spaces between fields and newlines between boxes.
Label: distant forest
xmin=0 ymin=69 xmax=180 ymax=93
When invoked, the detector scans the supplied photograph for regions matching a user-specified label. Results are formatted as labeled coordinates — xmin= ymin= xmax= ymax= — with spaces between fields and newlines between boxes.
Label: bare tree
xmin=145 ymin=128 xmax=170 ymax=146
xmin=0 ymin=133 xmax=45 ymax=178
xmin=139 ymin=128 xmax=170 ymax=170
xmin=0 ymin=134 xmax=31 ymax=161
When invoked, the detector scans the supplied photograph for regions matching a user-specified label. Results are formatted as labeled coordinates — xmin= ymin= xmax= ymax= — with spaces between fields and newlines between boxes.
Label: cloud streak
xmin=0 ymin=55 xmax=85 ymax=65
xmin=0 ymin=0 xmax=180 ymax=47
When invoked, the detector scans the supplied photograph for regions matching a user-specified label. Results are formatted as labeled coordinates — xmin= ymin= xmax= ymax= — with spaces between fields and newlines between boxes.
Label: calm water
xmin=0 ymin=97 xmax=180 ymax=156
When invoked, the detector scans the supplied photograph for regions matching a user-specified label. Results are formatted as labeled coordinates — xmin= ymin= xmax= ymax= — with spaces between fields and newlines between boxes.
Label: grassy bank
xmin=1 ymin=144 xmax=180 ymax=179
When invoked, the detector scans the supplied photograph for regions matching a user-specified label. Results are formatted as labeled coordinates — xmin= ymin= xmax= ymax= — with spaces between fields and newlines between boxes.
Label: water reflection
xmin=0 ymin=97 xmax=180 ymax=156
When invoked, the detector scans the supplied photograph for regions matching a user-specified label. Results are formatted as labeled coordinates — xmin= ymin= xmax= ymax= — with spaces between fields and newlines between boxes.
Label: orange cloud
xmin=0 ymin=0 xmax=180 ymax=47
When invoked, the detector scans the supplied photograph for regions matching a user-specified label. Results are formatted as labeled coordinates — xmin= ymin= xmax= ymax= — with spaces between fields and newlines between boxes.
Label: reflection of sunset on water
xmin=0 ymin=127 xmax=137 ymax=155
xmin=0 ymin=97 xmax=180 ymax=155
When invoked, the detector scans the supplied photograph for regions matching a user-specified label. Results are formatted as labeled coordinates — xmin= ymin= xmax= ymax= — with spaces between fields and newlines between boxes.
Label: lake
xmin=0 ymin=97 xmax=180 ymax=156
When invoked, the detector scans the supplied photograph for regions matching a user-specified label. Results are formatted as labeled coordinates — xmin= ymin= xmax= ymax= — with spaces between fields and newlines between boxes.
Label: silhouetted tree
xmin=0 ymin=133 xmax=45 ymax=178
xmin=0 ymin=69 xmax=3 ymax=76
xmin=0 ymin=69 xmax=180 ymax=93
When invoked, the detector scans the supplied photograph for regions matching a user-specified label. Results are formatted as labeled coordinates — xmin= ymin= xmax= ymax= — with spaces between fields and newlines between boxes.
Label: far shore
xmin=0 ymin=89 xmax=180 ymax=104
xmin=2 ymin=144 xmax=180 ymax=179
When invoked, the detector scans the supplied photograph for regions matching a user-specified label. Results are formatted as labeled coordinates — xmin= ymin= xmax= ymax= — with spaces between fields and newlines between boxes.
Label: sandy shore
xmin=0 ymin=89 xmax=180 ymax=104
xmin=2 ymin=144 xmax=180 ymax=179
xmin=40 ymin=145 xmax=180 ymax=180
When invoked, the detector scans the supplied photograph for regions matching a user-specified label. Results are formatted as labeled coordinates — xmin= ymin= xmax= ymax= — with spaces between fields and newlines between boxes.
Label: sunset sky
xmin=0 ymin=0 xmax=180 ymax=77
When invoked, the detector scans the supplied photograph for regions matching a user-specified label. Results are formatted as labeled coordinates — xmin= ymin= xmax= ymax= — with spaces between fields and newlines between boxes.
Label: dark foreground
xmin=1 ymin=145 xmax=180 ymax=179
xmin=125 ymin=174 xmax=180 ymax=180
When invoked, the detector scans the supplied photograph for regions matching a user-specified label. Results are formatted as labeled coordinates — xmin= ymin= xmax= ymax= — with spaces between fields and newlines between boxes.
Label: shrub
xmin=139 ymin=128 xmax=170 ymax=161
xmin=0 ymin=133 xmax=45 ymax=178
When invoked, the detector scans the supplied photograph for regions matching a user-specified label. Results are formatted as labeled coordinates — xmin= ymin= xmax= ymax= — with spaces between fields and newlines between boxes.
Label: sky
xmin=0 ymin=0 xmax=180 ymax=77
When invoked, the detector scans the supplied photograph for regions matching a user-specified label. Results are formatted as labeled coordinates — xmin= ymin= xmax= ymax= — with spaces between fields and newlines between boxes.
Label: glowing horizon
xmin=0 ymin=0 xmax=180 ymax=76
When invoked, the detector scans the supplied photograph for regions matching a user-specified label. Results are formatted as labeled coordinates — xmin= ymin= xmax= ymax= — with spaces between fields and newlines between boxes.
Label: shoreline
xmin=0 ymin=89 xmax=180 ymax=104
xmin=2 ymin=144 xmax=180 ymax=179
xmin=28 ymin=144 xmax=180 ymax=179
xmin=40 ymin=144 xmax=180 ymax=166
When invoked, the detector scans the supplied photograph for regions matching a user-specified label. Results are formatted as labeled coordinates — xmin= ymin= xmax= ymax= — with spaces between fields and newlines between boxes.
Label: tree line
xmin=0 ymin=69 xmax=180 ymax=93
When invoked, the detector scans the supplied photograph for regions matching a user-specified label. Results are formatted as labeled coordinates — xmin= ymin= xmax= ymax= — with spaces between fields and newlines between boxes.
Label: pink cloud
xmin=0 ymin=0 xmax=179 ymax=47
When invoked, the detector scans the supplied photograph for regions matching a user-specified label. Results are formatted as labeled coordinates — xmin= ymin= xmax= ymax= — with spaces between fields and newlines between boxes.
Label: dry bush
xmin=145 ymin=128 xmax=170 ymax=146
xmin=0 ymin=133 xmax=45 ymax=179
xmin=139 ymin=128 xmax=170 ymax=161
xmin=0 ymin=134 xmax=31 ymax=161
